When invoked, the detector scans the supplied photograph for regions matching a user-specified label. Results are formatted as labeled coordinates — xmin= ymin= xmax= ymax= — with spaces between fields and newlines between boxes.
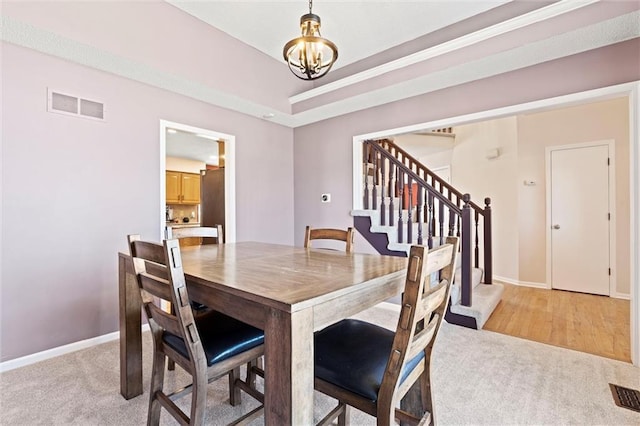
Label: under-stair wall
xmin=353 ymin=138 xmax=503 ymax=329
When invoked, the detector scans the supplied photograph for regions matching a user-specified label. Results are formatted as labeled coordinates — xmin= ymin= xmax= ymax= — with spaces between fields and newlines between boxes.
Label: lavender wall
xmin=1 ymin=43 xmax=294 ymax=361
xmin=293 ymin=39 xmax=640 ymax=249
xmin=3 ymin=1 xmax=306 ymax=113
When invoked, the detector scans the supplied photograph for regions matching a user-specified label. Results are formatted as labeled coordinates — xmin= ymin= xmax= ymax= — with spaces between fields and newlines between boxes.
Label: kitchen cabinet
xmin=179 ymin=237 xmax=202 ymax=247
xmin=166 ymin=171 xmax=200 ymax=204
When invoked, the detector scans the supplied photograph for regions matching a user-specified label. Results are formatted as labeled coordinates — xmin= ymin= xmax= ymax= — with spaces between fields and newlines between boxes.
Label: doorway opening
xmin=351 ymin=82 xmax=639 ymax=365
xmin=159 ymin=120 xmax=236 ymax=243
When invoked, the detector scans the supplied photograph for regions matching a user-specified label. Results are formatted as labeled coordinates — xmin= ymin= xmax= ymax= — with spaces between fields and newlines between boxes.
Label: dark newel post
xmin=461 ymin=194 xmax=472 ymax=307
xmin=484 ymin=197 xmax=493 ymax=284
xmin=380 ymin=154 xmax=386 ymax=226
xmin=363 ymin=142 xmax=369 ymax=209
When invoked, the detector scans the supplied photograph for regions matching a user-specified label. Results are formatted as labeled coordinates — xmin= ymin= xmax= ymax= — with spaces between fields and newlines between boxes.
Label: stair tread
xmin=449 ymin=283 xmax=504 ymax=329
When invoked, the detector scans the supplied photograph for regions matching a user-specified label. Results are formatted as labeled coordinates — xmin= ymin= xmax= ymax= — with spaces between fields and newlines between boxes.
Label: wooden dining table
xmin=118 ymin=241 xmax=408 ymax=425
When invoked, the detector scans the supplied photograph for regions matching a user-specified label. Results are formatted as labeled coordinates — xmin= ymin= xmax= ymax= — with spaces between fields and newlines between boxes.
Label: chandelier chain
xmin=309 ymin=0 xmax=313 ymax=14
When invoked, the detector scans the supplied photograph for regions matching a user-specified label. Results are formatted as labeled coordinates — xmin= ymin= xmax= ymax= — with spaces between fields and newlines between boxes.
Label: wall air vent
xmin=48 ymin=89 xmax=105 ymax=121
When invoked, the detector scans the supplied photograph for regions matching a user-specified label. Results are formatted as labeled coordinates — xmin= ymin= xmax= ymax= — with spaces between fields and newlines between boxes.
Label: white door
xmin=549 ymin=144 xmax=610 ymax=295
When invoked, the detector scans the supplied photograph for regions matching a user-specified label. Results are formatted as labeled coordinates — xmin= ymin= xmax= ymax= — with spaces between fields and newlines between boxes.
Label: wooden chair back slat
xmin=167 ymin=225 xmax=224 ymax=244
xmin=415 ymin=280 xmax=449 ymax=324
xmin=406 ymin=313 xmax=439 ymax=362
xmin=130 ymin=240 xmax=167 ymax=265
xmin=147 ymin=303 xmax=183 ymax=337
xmin=422 ymin=244 xmax=454 ymax=275
xmin=304 ymin=226 xmax=354 ymax=253
xmin=139 ymin=273 xmax=173 ymax=302
xmin=144 ymin=261 xmax=168 ymax=280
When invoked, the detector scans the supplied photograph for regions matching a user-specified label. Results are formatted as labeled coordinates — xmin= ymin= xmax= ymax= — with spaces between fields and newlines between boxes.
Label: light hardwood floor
xmin=483 ymin=283 xmax=631 ymax=362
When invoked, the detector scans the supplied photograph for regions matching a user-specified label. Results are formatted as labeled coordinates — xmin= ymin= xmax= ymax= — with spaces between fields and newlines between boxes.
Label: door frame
xmin=351 ymin=80 xmax=639 ymax=366
xmin=159 ymin=119 xmax=236 ymax=243
xmin=544 ymin=140 xmax=616 ymax=296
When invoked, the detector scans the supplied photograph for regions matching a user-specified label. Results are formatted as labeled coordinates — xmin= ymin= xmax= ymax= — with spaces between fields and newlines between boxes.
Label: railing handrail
xmin=371 ymin=138 xmax=486 ymax=215
xmin=366 ymin=141 xmax=462 ymax=214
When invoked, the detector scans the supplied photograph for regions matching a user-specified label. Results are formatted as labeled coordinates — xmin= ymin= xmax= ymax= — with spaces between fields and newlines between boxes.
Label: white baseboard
xmin=613 ymin=292 xmax=631 ymax=300
xmin=494 ymin=275 xmax=548 ymax=289
xmin=0 ymin=324 xmax=150 ymax=373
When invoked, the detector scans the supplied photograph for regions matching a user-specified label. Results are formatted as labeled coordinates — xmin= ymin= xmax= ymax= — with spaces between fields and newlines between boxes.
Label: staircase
xmin=352 ymin=138 xmax=503 ymax=329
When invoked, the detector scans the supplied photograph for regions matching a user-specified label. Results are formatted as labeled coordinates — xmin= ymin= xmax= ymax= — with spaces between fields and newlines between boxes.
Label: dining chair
xmin=166 ymin=225 xmax=223 ymax=315
xmin=127 ymin=235 xmax=264 ymax=425
xmin=314 ymin=236 xmax=459 ymax=426
xmin=166 ymin=224 xmax=224 ymax=245
xmin=304 ymin=226 xmax=355 ymax=253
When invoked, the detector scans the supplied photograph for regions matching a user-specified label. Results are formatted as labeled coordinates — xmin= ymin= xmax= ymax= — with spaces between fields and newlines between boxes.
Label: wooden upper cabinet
xmin=166 ymin=171 xmax=200 ymax=204
xmin=181 ymin=173 xmax=201 ymax=204
xmin=166 ymin=171 xmax=182 ymax=204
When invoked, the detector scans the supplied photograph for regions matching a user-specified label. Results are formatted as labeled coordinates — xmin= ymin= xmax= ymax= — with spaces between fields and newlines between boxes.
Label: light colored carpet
xmin=1 ymin=304 xmax=638 ymax=425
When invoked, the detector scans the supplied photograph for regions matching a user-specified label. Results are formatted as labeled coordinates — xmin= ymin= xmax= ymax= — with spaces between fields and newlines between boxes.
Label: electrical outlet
xmin=321 ymin=193 xmax=331 ymax=203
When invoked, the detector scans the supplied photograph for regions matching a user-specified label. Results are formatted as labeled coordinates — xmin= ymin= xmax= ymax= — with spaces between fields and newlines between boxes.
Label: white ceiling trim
xmin=0 ymin=16 xmax=297 ymax=127
xmin=288 ymin=11 xmax=640 ymax=127
xmin=288 ymin=0 xmax=599 ymax=105
xmin=2 ymin=11 xmax=637 ymax=129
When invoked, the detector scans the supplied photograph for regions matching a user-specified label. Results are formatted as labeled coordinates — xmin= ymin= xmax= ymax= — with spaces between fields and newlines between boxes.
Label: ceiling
xmin=167 ymin=0 xmax=509 ymax=70
xmin=164 ymin=1 xmax=511 ymax=161
xmin=166 ymin=129 xmax=219 ymax=165
xmin=5 ymin=1 xmax=635 ymax=132
xmin=152 ymin=1 xmax=637 ymax=160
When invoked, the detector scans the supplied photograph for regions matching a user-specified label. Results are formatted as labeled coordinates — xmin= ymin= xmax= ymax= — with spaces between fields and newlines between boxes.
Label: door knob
xmin=552 ymin=224 xmax=560 ymax=230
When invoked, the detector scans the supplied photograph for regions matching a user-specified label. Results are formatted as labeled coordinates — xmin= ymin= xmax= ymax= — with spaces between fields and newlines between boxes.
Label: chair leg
xmin=189 ymin=371 xmax=208 ymax=426
xmin=419 ymin=371 xmax=434 ymax=426
xmin=339 ymin=404 xmax=350 ymax=426
xmin=246 ymin=358 xmax=260 ymax=388
xmin=147 ymin=351 xmax=166 ymax=426
xmin=229 ymin=367 xmax=242 ymax=406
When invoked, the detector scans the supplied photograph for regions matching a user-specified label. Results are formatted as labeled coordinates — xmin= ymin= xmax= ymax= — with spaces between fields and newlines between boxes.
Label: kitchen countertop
xmin=165 ymin=222 xmax=201 ymax=228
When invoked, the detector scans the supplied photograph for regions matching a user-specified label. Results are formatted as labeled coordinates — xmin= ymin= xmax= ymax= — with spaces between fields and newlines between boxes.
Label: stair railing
xmin=362 ymin=138 xmax=493 ymax=307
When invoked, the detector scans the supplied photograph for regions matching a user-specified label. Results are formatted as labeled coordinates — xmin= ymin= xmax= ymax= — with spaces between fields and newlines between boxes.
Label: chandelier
xmin=282 ymin=0 xmax=338 ymax=81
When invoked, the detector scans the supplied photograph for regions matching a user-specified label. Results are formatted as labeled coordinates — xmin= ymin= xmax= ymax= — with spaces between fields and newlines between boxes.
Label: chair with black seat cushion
xmin=164 ymin=225 xmax=262 ymax=380
xmin=127 ymin=235 xmax=264 ymax=426
xmin=304 ymin=226 xmax=354 ymax=253
xmin=314 ymin=236 xmax=459 ymax=426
